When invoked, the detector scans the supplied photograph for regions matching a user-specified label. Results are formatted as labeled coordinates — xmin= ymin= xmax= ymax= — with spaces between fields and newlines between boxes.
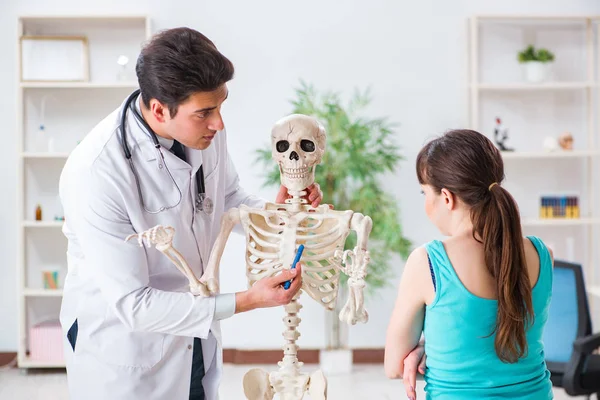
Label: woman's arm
xmin=384 ymin=246 xmax=431 ymax=379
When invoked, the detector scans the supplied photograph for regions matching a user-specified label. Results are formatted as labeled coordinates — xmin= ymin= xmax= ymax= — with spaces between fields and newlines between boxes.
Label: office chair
xmin=543 ymin=259 xmax=600 ymax=398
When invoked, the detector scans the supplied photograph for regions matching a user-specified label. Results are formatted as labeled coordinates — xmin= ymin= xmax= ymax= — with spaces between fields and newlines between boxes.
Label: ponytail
xmin=472 ymin=184 xmax=533 ymax=363
xmin=416 ymin=129 xmax=534 ymax=363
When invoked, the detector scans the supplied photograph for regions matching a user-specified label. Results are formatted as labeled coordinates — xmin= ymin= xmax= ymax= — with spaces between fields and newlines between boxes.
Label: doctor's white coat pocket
xmin=90 ymin=310 xmax=165 ymax=369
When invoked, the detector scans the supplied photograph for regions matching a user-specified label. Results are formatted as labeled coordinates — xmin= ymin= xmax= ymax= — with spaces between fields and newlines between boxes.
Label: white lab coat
xmin=58 ymin=93 xmax=264 ymax=400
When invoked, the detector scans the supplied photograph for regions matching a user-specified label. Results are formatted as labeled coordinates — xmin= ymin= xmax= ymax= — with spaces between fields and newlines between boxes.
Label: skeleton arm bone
xmin=201 ymin=207 xmax=242 ymax=295
xmin=158 ymin=242 xmax=207 ymax=296
xmin=338 ymin=213 xmax=372 ymax=325
xmin=125 ymin=226 xmax=207 ymax=296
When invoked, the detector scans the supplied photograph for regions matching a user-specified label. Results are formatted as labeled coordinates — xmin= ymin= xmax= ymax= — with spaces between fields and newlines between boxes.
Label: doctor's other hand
xmin=276 ymin=183 xmax=327 ymax=208
xmin=234 ymin=264 xmax=303 ymax=313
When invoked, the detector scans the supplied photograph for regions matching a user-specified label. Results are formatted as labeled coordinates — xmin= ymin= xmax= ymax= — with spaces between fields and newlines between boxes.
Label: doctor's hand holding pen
xmin=234 ymin=263 xmax=303 ymax=313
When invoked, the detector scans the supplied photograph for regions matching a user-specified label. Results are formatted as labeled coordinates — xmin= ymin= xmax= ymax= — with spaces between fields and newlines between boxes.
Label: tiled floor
xmin=0 ymin=364 xmax=588 ymax=399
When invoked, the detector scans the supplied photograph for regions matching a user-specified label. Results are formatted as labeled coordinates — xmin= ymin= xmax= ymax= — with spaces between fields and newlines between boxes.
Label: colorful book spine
xmin=42 ymin=270 xmax=59 ymax=289
xmin=539 ymin=196 xmax=580 ymax=219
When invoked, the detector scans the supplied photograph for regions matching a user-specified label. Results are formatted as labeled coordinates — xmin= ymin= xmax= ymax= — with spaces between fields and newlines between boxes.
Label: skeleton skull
xmin=271 ymin=114 xmax=326 ymax=192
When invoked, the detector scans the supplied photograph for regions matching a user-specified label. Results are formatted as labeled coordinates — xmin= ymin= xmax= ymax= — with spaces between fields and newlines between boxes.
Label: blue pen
xmin=284 ymin=244 xmax=304 ymax=290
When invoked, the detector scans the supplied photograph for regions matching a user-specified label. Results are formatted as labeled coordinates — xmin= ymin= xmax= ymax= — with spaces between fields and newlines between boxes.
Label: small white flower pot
xmin=523 ymin=61 xmax=551 ymax=83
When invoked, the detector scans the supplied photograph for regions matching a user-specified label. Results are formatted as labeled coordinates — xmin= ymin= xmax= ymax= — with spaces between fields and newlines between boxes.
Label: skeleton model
xmin=126 ymin=114 xmax=372 ymax=400
xmin=493 ymin=117 xmax=513 ymax=151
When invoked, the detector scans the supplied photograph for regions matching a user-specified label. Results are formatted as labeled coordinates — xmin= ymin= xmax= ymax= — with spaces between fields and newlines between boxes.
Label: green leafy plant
xmin=518 ymin=45 xmax=555 ymax=63
xmin=254 ymin=80 xmax=411 ymax=296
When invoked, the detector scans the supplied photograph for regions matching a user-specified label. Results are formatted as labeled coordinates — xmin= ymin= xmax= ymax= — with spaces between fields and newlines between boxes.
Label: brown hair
xmin=416 ymin=129 xmax=533 ymax=363
xmin=136 ymin=27 xmax=234 ymax=117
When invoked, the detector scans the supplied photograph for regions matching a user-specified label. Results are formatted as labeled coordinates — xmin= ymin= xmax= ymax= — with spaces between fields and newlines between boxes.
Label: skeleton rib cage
xmin=240 ymin=203 xmax=354 ymax=310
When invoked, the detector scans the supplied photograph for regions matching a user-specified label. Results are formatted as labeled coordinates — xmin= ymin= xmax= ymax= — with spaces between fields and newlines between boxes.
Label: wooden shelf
xmin=20 ymin=82 xmax=138 ymax=89
xmin=501 ymin=150 xmax=600 ymax=159
xmin=19 ymin=14 xmax=148 ymax=21
xmin=473 ymin=15 xmax=599 ymax=28
xmin=475 ymin=82 xmax=593 ymax=91
xmin=23 ymin=288 xmax=63 ymax=297
xmin=22 ymin=221 xmax=64 ymax=228
xmin=521 ymin=218 xmax=600 ymax=227
xmin=21 ymin=152 xmax=70 ymax=159
xmin=18 ymin=355 xmax=65 ymax=369
xmin=474 ymin=15 xmax=600 ymax=21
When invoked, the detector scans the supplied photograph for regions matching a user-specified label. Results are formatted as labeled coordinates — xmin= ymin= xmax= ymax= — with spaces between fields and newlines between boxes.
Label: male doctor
xmin=58 ymin=27 xmax=323 ymax=400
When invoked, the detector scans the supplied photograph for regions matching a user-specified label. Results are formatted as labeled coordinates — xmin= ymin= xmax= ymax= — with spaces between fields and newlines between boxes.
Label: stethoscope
xmin=118 ymin=89 xmax=213 ymax=215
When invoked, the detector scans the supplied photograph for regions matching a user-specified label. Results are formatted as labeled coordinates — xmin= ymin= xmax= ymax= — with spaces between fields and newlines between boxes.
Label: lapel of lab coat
xmin=121 ymin=94 xmax=224 ymax=372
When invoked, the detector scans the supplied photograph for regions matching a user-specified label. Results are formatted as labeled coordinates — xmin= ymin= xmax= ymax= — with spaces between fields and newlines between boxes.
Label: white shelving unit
xmin=501 ymin=150 xmax=600 ymax=159
xmin=468 ymin=15 xmax=600 ymax=320
xmin=16 ymin=15 xmax=151 ymax=370
xmin=521 ymin=218 xmax=600 ymax=226
xmin=475 ymin=82 xmax=594 ymax=91
xmin=20 ymin=82 xmax=140 ymax=89
xmin=23 ymin=288 xmax=64 ymax=297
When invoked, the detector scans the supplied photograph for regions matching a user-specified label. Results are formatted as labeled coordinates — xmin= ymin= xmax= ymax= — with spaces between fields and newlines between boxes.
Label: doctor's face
xmin=164 ymin=84 xmax=228 ymax=150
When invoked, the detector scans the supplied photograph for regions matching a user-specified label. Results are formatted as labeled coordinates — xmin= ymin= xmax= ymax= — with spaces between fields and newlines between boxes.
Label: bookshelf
xmin=16 ymin=14 xmax=151 ymax=370
xmin=468 ymin=15 xmax=599 ymax=318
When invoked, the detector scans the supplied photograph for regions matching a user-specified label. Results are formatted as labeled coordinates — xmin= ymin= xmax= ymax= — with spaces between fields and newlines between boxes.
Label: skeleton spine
xmin=281 ymin=294 xmax=302 ymax=369
xmin=286 ymin=190 xmax=307 ymax=212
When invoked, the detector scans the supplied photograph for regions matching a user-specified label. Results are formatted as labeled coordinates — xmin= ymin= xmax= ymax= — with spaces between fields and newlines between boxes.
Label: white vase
xmin=321 ymin=286 xmax=352 ymax=374
xmin=523 ymin=61 xmax=550 ymax=83
xmin=319 ymin=348 xmax=353 ymax=375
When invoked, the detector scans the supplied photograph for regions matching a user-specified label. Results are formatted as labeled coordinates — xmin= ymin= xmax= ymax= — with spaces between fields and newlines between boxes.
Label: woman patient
xmin=385 ymin=129 xmax=553 ymax=399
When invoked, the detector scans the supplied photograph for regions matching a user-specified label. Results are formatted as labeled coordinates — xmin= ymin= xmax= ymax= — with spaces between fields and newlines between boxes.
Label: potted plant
xmin=517 ymin=45 xmax=555 ymax=83
xmin=254 ymin=80 xmax=411 ymax=373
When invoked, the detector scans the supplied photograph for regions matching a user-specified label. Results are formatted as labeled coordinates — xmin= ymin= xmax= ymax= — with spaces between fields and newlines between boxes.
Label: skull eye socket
xmin=300 ymin=140 xmax=315 ymax=152
xmin=276 ymin=140 xmax=290 ymax=153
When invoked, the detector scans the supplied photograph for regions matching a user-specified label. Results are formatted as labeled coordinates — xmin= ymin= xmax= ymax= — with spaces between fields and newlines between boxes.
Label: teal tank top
xmin=422 ymin=236 xmax=553 ymax=399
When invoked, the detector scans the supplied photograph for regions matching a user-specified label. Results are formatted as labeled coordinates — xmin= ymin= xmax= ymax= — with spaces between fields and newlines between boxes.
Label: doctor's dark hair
xmin=416 ymin=129 xmax=533 ymax=364
xmin=136 ymin=27 xmax=234 ymax=117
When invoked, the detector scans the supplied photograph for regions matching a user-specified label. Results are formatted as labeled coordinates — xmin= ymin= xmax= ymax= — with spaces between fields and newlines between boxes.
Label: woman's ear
xmin=440 ymin=188 xmax=455 ymax=210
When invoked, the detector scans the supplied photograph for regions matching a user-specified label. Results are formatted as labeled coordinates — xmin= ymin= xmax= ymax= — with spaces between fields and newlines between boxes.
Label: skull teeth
xmin=283 ymin=166 xmax=309 ymax=179
xmin=284 ymin=167 xmax=308 ymax=174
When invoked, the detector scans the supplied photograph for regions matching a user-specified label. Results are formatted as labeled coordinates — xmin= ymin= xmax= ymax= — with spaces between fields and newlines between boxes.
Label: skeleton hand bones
xmin=336 ymin=246 xmax=370 ymax=325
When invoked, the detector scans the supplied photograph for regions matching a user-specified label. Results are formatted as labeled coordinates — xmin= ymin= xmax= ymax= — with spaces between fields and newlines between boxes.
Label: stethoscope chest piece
xmin=196 ymin=193 xmax=214 ymax=215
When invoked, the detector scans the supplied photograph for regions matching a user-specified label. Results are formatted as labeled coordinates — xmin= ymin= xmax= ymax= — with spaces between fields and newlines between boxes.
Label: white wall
xmin=1 ymin=0 xmax=599 ymax=351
